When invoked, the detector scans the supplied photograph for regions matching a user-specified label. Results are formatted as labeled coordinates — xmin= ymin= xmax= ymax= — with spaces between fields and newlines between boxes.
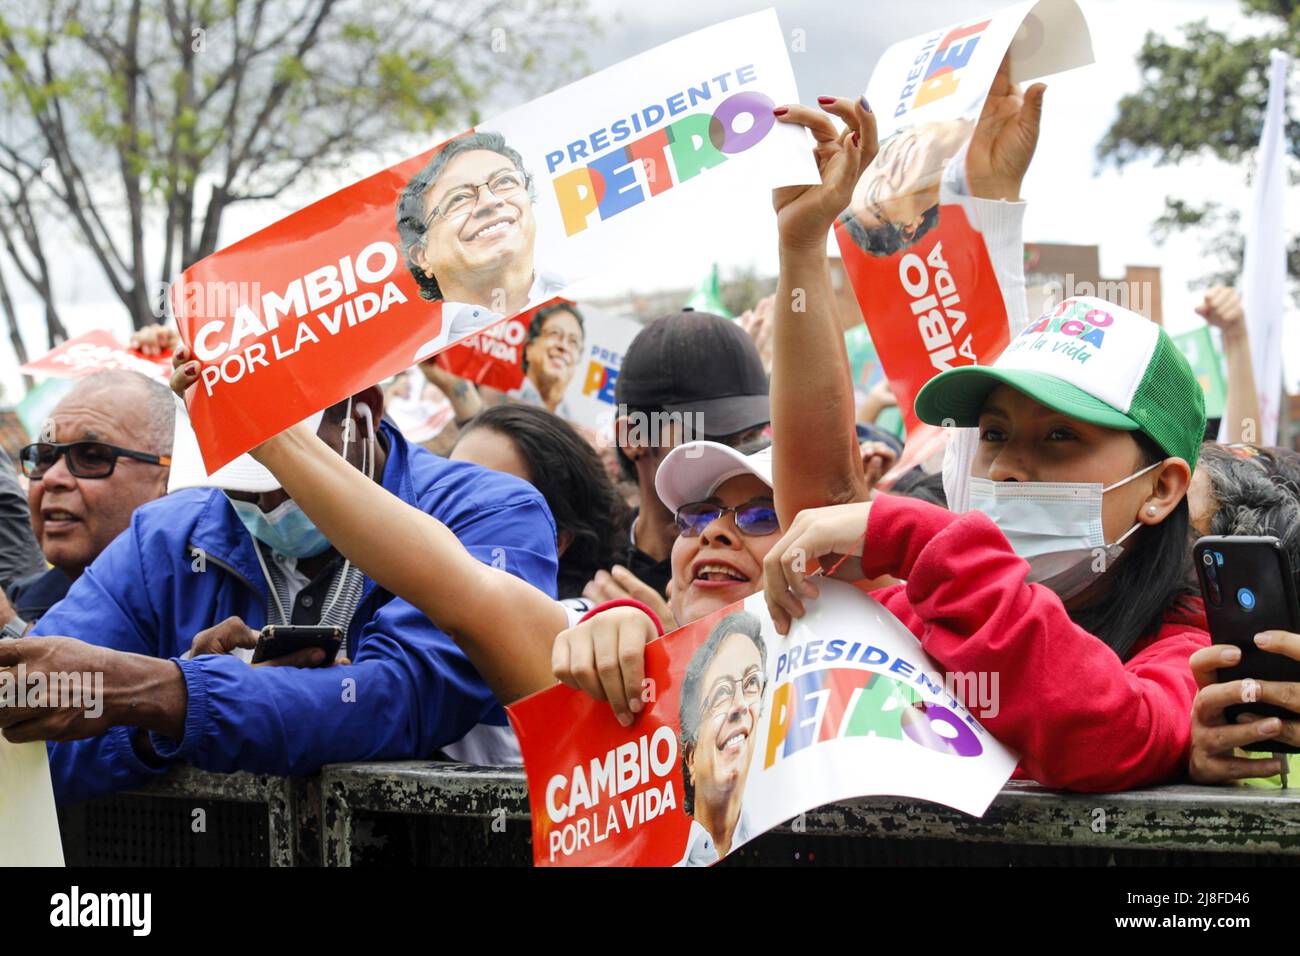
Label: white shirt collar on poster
xmin=412 ymin=268 xmax=568 ymax=363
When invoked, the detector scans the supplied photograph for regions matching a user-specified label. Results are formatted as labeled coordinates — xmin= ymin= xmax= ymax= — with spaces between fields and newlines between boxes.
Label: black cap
xmin=616 ymin=310 xmax=770 ymax=438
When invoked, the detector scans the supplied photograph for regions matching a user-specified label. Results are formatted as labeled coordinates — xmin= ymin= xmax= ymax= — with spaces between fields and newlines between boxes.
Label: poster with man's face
xmin=172 ymin=9 xmax=817 ymax=475
xmin=509 ymin=582 xmax=1017 ymax=868
xmin=833 ymin=0 xmax=1093 ymax=437
xmin=434 ymin=297 xmax=639 ymax=431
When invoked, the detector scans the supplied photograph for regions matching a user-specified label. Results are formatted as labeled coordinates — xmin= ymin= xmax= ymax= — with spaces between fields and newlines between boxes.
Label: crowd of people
xmin=1 ymin=62 xmax=1298 ymax=835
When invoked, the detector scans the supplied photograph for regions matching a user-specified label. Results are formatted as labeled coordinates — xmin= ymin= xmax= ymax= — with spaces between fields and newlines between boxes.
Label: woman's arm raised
xmin=769 ymin=96 xmax=878 ymax=529
xmin=171 ymin=357 xmax=567 ymax=703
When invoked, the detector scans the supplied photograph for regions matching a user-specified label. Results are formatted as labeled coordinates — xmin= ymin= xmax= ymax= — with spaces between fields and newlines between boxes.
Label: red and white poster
xmin=561 ymin=312 xmax=643 ymax=432
xmin=435 ymin=298 xmax=568 ymax=396
xmin=437 ymin=298 xmax=642 ymax=431
xmin=20 ymin=330 xmax=173 ymax=381
xmin=171 ymin=9 xmax=817 ymax=474
xmin=509 ymin=581 xmax=1016 ymax=867
xmin=835 ymin=0 xmax=1093 ymax=434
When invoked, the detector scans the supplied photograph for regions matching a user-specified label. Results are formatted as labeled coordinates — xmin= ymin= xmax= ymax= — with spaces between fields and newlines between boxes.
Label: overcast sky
xmin=6 ymin=0 xmax=1295 ymax=398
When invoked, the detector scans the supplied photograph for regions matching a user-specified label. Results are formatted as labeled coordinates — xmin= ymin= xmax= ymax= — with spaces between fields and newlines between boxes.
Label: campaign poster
xmin=435 ymin=298 xmax=640 ymax=430
xmin=20 ymin=330 xmax=174 ymax=382
xmin=433 ymin=301 xmax=559 ymax=396
xmin=171 ymin=9 xmax=818 ymax=474
xmin=509 ymin=581 xmax=1017 ymax=867
xmin=834 ymin=0 xmax=1093 ymax=433
xmin=559 ymin=312 xmax=643 ymax=431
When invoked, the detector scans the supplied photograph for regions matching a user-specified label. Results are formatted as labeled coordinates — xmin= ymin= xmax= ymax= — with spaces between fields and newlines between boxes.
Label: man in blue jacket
xmin=0 ymin=384 xmax=557 ymax=804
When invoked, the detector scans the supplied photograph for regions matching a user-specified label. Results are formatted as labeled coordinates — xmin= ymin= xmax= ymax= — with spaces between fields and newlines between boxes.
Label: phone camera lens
xmin=1202 ymin=552 xmax=1214 ymax=566
xmin=1238 ymin=587 xmax=1256 ymax=612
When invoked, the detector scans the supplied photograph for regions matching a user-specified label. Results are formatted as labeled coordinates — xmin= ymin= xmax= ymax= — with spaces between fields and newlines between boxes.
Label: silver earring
xmin=1146 ymin=505 xmax=1157 ymax=516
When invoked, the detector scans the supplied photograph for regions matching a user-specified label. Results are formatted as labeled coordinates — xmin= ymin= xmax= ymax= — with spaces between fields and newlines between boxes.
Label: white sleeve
xmin=938 ymin=146 xmax=1030 ymax=513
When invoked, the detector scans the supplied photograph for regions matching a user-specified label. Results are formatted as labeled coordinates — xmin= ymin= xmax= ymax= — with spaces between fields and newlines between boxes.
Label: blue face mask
xmin=228 ymin=496 xmax=331 ymax=558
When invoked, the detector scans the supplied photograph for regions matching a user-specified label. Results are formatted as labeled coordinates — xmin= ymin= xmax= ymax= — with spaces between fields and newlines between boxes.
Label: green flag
xmin=685 ymin=264 xmax=732 ymax=318
xmin=1172 ymin=325 xmax=1227 ymax=420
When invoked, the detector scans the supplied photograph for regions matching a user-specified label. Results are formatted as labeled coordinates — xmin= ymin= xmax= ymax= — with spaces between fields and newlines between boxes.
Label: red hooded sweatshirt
xmin=863 ymin=492 xmax=1208 ymax=793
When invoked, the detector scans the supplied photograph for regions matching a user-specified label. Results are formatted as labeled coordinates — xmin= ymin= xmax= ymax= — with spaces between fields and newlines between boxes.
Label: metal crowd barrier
xmin=57 ymin=763 xmax=1300 ymax=866
xmin=58 ymin=767 xmax=316 ymax=867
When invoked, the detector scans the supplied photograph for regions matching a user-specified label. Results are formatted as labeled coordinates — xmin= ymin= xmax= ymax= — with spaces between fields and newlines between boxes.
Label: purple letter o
xmin=901 ymin=703 xmax=983 ymax=757
xmin=709 ymin=91 xmax=776 ymax=154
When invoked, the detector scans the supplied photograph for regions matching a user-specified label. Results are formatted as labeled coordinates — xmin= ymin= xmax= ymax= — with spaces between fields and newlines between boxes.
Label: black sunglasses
xmin=674 ymin=498 xmax=779 ymax=538
xmin=20 ymin=441 xmax=171 ymax=480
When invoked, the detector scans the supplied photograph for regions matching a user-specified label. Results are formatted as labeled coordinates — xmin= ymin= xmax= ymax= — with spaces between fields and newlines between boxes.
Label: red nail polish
xmin=772 ymin=106 xmax=789 ymax=116
xmin=817 ymin=96 xmax=835 ymax=105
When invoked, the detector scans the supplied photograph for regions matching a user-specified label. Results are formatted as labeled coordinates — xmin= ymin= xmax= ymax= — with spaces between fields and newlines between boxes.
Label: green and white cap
xmin=914 ymin=296 xmax=1206 ymax=471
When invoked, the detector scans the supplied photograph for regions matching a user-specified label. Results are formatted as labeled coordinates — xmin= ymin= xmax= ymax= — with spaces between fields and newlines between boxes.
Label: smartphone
xmin=1194 ymin=535 xmax=1300 ymax=753
xmin=250 ymin=624 xmax=343 ymax=666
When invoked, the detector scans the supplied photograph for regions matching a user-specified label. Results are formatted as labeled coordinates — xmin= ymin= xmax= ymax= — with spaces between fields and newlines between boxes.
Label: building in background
xmin=582 ymin=246 xmax=1300 ymax=444
xmin=1023 ymin=242 xmax=1164 ymax=324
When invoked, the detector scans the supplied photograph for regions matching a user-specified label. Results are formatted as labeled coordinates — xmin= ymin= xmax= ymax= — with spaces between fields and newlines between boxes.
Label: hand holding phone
xmin=250 ymin=625 xmax=343 ymax=667
xmin=1194 ymin=535 xmax=1300 ymax=754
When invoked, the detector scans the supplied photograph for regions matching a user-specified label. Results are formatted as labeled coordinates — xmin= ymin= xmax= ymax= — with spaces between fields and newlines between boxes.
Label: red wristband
xmin=578 ymin=598 xmax=665 ymax=636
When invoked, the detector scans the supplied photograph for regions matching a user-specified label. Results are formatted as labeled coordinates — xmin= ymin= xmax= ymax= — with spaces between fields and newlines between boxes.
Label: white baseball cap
xmin=654 ymin=440 xmax=774 ymax=514
xmin=167 ymin=393 xmax=323 ymax=494
xmin=915 ymin=296 xmax=1205 ymax=471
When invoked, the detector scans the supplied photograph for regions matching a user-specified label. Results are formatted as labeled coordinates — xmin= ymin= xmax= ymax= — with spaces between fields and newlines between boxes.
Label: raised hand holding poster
xmin=21 ymin=330 xmax=174 ymax=382
xmin=435 ymin=297 xmax=640 ymax=429
xmin=835 ymin=0 xmax=1093 ymax=434
xmin=433 ymin=300 xmax=564 ymax=397
xmin=173 ymin=9 xmax=817 ymax=474
xmin=509 ymin=581 xmax=1017 ymax=867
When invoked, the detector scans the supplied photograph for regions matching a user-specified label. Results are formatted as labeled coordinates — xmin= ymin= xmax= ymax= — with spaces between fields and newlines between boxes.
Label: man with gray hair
xmin=4 ymin=370 xmax=173 ymax=629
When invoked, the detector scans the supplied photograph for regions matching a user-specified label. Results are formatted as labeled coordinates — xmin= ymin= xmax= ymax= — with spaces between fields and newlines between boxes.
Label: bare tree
xmin=0 ymin=0 xmax=592 ymax=340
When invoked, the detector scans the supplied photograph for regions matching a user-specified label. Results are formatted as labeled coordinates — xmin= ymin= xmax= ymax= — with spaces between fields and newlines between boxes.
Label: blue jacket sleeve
xmin=146 ymin=494 xmax=558 ymax=775
xmin=33 ymin=519 xmax=175 ymax=804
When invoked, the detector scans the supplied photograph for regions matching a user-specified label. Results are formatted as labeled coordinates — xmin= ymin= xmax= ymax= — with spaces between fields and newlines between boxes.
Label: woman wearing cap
xmin=551 ymin=439 xmax=785 ymax=725
xmin=773 ymin=87 xmax=1276 ymax=794
xmin=709 ymin=76 xmax=1209 ymax=792
xmin=568 ymin=296 xmax=1212 ymax=790
xmin=567 ymin=79 xmax=1197 ymax=795
xmin=762 ymin=297 xmax=1209 ymax=792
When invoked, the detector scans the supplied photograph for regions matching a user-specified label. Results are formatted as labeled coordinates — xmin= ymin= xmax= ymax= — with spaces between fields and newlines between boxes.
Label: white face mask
xmin=968 ymin=461 xmax=1162 ymax=600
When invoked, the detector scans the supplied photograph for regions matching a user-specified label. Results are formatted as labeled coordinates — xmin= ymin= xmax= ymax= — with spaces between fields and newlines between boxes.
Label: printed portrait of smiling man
xmin=516 ymin=302 xmax=585 ymax=419
xmin=676 ymin=610 xmax=768 ymax=867
xmin=839 ymin=117 xmax=971 ymax=258
xmin=397 ymin=130 xmax=567 ymax=363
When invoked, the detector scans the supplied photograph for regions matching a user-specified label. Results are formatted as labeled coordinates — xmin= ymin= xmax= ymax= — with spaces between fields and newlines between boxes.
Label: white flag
xmin=1233 ymin=49 xmax=1291 ymax=445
